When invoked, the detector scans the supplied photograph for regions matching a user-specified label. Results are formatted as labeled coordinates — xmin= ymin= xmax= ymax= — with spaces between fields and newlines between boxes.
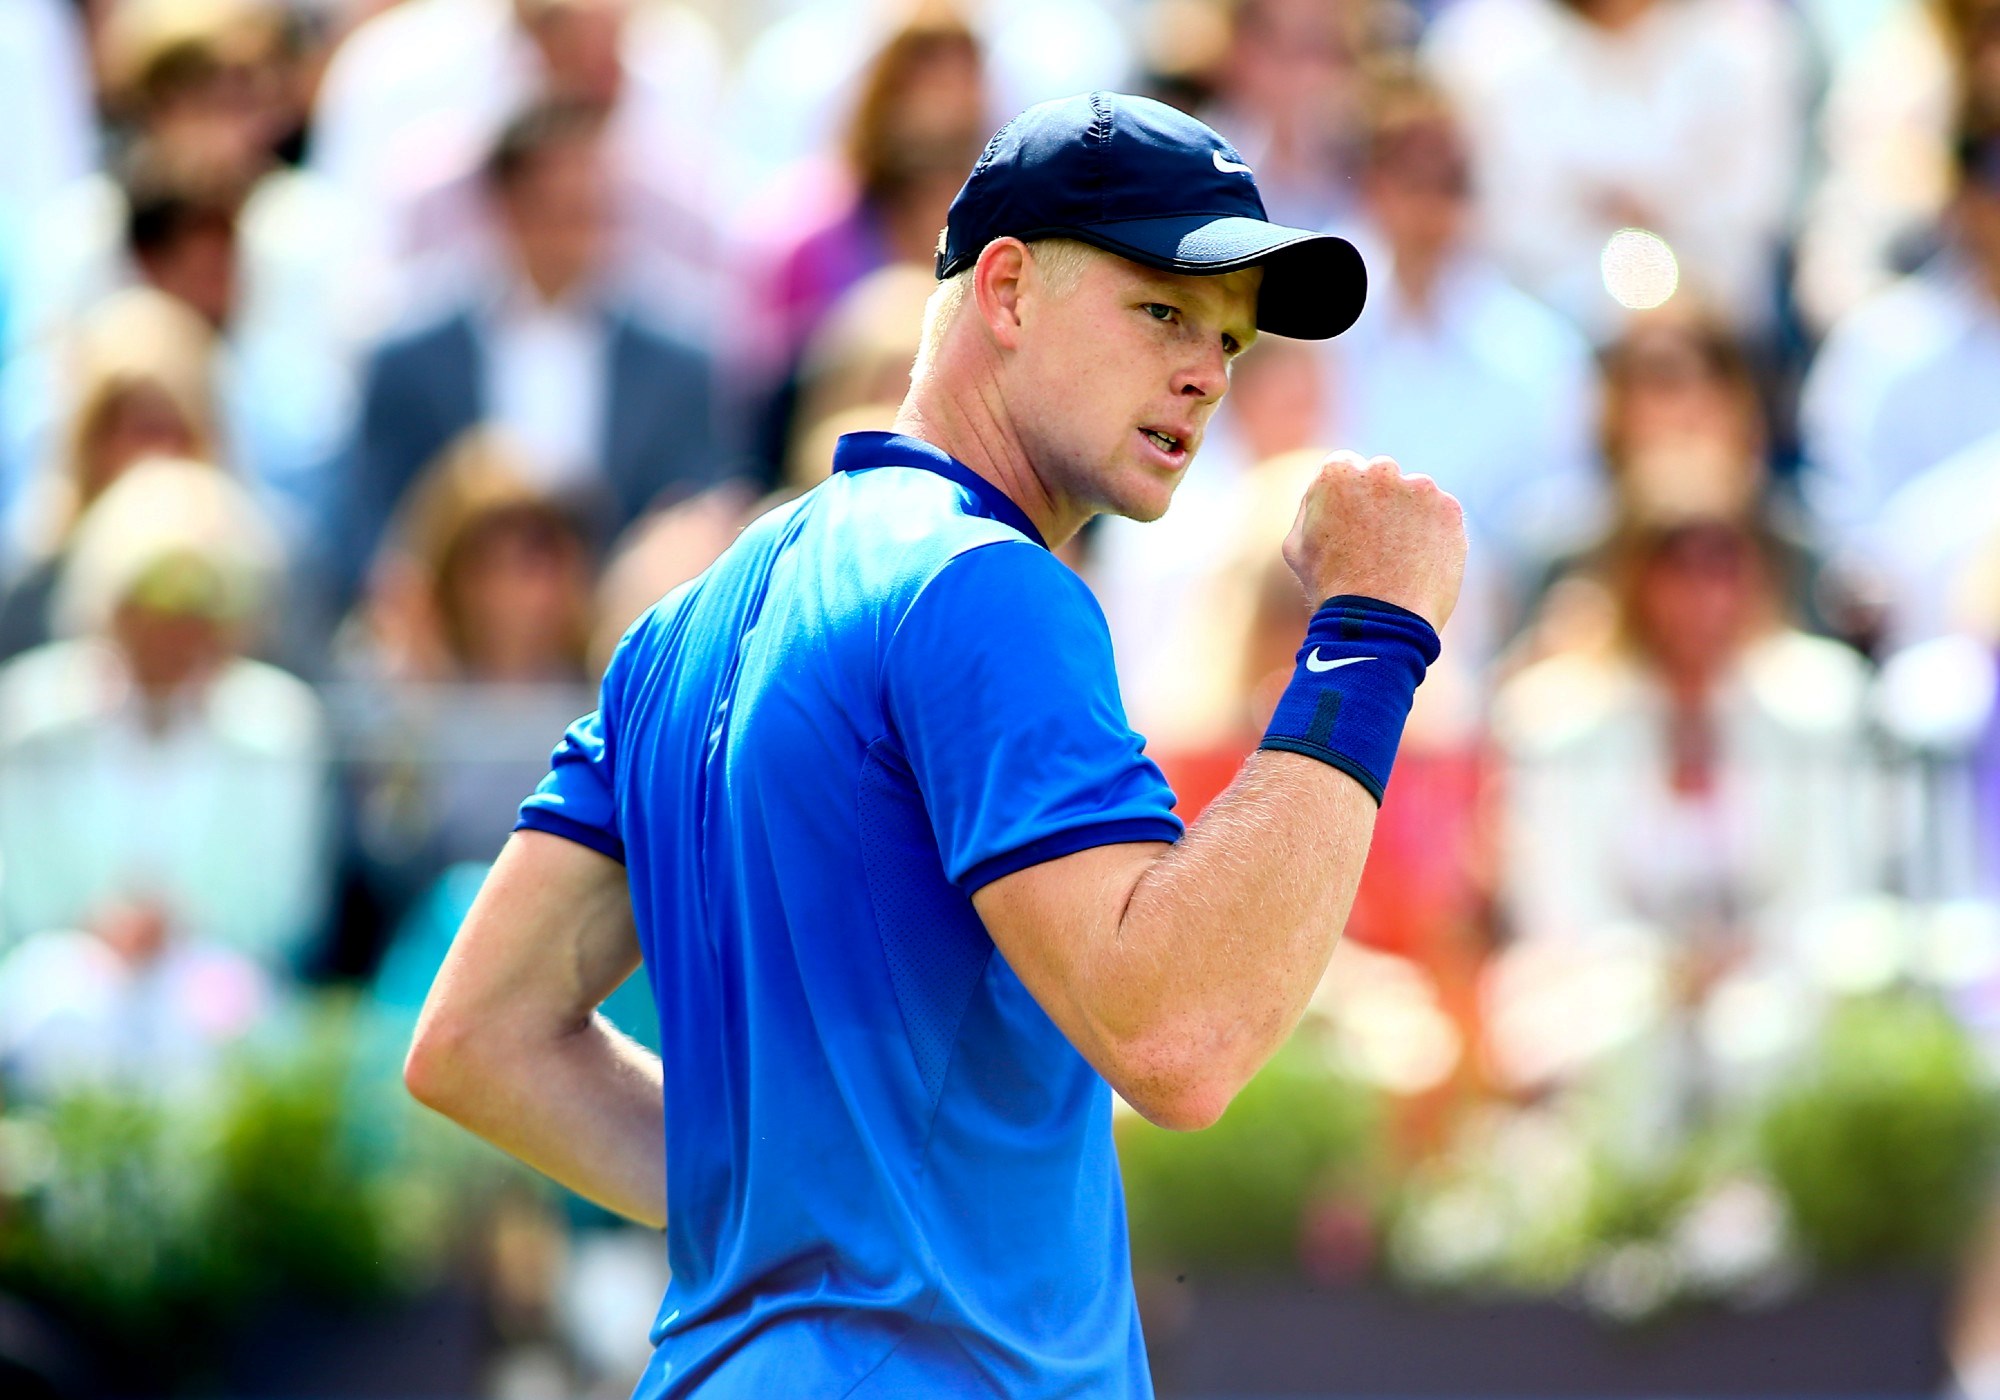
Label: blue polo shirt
xmin=515 ymin=432 xmax=1181 ymax=1397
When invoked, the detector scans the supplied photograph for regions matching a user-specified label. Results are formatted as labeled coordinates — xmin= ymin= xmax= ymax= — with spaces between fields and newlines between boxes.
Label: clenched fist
xmin=1282 ymin=451 xmax=1467 ymax=632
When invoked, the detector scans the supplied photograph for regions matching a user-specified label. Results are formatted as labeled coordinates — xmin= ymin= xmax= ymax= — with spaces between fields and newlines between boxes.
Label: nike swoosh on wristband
xmin=1212 ymin=151 xmax=1254 ymax=175
xmin=1305 ymin=650 xmax=1377 ymax=672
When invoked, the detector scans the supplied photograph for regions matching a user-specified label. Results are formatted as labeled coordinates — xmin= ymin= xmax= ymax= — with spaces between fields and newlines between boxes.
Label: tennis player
xmin=406 ymin=92 xmax=1466 ymax=1396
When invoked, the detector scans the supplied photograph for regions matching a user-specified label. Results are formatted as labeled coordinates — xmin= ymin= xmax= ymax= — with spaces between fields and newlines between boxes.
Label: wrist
xmin=1257 ymin=594 xmax=1442 ymax=804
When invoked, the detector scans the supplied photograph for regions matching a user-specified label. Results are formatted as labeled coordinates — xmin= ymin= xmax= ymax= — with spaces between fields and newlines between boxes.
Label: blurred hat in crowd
xmin=55 ymin=457 xmax=280 ymax=638
xmin=101 ymin=0 xmax=282 ymax=112
xmin=45 ymin=288 xmax=220 ymax=546
xmin=936 ymin=91 xmax=1368 ymax=338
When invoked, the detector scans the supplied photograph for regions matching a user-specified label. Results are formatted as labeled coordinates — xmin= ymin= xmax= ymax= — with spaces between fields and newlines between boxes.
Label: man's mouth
xmin=1139 ymin=427 xmax=1189 ymax=462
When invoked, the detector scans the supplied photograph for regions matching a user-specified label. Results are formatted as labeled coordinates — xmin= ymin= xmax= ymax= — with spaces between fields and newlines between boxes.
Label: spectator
xmin=4 ymin=0 xmax=373 ymax=555
xmin=728 ymin=0 xmax=1130 ymax=196
xmin=0 ymin=288 xmax=219 ymax=658
xmin=331 ymin=430 xmax=600 ymax=915
xmin=348 ymin=429 xmax=595 ymax=688
xmin=9 ymin=0 xmax=382 ymax=360
xmin=1318 ymin=67 xmax=1602 ymax=663
xmin=339 ymin=100 xmax=726 ymax=605
xmin=1794 ymin=0 xmax=2000 ymax=333
xmin=782 ymin=262 xmax=936 ymax=490
xmin=753 ymin=7 xmax=990 ymax=369
xmin=1424 ymin=0 xmax=1807 ymax=340
xmin=308 ymin=0 xmax=727 ymax=332
xmin=1801 ymin=125 xmax=2000 ymax=551
xmin=0 ymin=458 xmax=333 ymax=970
xmin=1199 ymin=0 xmax=1385 ymax=230
xmin=1492 ymin=447 xmax=1878 ymax=989
xmin=1598 ymin=303 xmax=1769 ymax=485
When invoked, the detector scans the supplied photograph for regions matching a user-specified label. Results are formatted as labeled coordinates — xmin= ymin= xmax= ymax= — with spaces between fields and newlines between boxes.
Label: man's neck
xmin=893 ymin=374 xmax=1081 ymax=547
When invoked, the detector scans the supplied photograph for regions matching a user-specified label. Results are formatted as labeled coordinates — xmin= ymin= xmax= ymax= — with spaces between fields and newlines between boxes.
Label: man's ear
xmin=972 ymin=238 xmax=1031 ymax=351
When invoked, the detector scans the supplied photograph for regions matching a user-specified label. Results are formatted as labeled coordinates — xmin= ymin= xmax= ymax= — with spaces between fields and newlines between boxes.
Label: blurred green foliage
xmin=1759 ymin=993 xmax=2000 ymax=1274
xmin=0 ymin=997 xmax=507 ymax=1368
xmin=1117 ymin=1031 xmax=1380 ymax=1273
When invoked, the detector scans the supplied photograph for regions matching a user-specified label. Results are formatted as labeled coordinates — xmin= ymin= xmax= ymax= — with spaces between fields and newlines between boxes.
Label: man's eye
xmin=1142 ymin=303 xmax=1177 ymax=322
xmin=1222 ymin=333 xmax=1242 ymax=356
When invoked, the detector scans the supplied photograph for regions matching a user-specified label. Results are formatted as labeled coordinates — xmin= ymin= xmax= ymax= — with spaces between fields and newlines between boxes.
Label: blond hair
xmin=912 ymin=237 xmax=1102 ymax=380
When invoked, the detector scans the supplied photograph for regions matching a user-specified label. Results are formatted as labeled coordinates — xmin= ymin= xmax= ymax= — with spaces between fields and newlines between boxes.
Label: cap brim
xmin=1064 ymin=213 xmax=1368 ymax=339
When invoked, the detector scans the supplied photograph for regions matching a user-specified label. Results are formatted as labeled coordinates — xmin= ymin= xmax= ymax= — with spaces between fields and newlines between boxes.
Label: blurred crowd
xmin=3 ymin=0 xmax=2000 ymax=1389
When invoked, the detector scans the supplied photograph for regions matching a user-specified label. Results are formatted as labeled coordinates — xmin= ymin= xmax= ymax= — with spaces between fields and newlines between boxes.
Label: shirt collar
xmin=831 ymin=432 xmax=1048 ymax=549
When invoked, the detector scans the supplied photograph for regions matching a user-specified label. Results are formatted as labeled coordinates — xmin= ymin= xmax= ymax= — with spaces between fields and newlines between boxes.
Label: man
xmin=406 ymin=93 xmax=1465 ymax=1396
xmin=340 ymin=99 xmax=726 ymax=603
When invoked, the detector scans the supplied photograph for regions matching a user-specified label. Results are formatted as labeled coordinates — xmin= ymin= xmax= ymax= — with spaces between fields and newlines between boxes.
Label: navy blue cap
xmin=937 ymin=92 xmax=1367 ymax=340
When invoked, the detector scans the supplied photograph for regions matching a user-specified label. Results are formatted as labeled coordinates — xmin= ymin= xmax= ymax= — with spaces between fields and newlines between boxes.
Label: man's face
xmin=500 ymin=135 xmax=609 ymax=302
xmin=1004 ymin=250 xmax=1260 ymax=526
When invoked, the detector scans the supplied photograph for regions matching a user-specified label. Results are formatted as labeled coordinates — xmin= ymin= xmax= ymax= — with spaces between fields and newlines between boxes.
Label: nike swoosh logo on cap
xmin=1305 ymin=650 xmax=1377 ymax=672
xmin=1212 ymin=151 xmax=1254 ymax=175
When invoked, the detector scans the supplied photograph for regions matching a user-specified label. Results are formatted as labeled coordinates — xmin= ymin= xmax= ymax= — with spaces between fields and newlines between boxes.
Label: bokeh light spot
xmin=1601 ymin=227 xmax=1680 ymax=311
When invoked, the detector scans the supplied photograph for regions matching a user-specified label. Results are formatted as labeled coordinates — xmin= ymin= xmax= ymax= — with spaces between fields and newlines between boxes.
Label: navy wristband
xmin=1258 ymin=595 xmax=1442 ymax=805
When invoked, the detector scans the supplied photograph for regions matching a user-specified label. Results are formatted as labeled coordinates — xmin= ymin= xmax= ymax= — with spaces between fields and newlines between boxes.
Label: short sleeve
xmin=883 ymin=540 xmax=1182 ymax=893
xmin=515 ymin=705 xmax=625 ymax=864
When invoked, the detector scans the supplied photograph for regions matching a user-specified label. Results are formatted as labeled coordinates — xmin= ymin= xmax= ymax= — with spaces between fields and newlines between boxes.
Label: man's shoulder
xmin=821 ymin=465 xmax=1054 ymax=591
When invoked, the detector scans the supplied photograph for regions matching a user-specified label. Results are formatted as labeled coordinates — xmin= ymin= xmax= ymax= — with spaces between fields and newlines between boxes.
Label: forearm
xmin=405 ymin=831 xmax=665 ymax=1227
xmin=1102 ymin=750 xmax=1378 ymax=1113
xmin=413 ymin=1012 xmax=667 ymax=1229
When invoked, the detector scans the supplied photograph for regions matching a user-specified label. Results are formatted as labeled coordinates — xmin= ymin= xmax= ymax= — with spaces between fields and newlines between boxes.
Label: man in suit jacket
xmin=339 ymin=100 xmax=730 ymax=603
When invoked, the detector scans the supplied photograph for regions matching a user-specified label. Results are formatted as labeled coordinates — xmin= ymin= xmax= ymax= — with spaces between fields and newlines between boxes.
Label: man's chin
xmin=1101 ymin=459 xmax=1191 ymax=525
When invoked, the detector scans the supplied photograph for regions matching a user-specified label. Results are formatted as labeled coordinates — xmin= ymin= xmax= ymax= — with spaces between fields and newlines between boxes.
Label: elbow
xmin=404 ymin=1012 xmax=477 ymax=1117
xmin=1105 ymin=1036 xmax=1244 ymax=1133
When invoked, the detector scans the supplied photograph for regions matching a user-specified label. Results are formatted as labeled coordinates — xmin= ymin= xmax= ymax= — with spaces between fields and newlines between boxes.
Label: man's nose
xmin=1176 ymin=345 xmax=1230 ymax=404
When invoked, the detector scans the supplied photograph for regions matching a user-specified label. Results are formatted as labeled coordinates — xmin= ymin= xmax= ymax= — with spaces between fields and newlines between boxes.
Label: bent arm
xmin=404 ymin=829 xmax=666 ymax=1228
xmin=974 ymin=749 xmax=1375 ymax=1131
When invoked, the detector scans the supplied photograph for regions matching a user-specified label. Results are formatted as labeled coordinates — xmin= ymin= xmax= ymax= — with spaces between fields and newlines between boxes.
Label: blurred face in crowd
xmin=111 ymin=556 xmax=236 ymax=704
xmin=850 ymin=27 xmax=988 ymax=262
xmin=1606 ymin=323 xmax=1761 ymax=467
xmin=521 ymin=0 xmax=626 ymax=107
xmin=497 ymin=132 xmax=609 ymax=303
xmin=1563 ymin=0 xmax=1661 ymax=29
xmin=1225 ymin=0 xmax=1362 ymax=143
xmin=1364 ymin=119 xmax=1472 ymax=293
xmin=1630 ymin=522 xmax=1762 ymax=689
xmin=135 ymin=211 xmax=238 ymax=328
xmin=144 ymin=30 xmax=290 ymax=180
xmin=998 ymin=244 xmax=1259 ymax=526
xmin=81 ymin=384 xmax=201 ymax=503
xmin=444 ymin=512 xmax=590 ymax=681
xmin=1227 ymin=338 xmax=1324 ymax=464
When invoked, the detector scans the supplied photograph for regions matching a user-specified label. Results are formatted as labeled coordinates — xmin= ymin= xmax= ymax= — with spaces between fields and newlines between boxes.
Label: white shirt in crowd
xmin=482 ymin=284 xmax=609 ymax=495
xmin=1423 ymin=0 xmax=1806 ymax=339
xmin=1493 ymin=630 xmax=1880 ymax=967
xmin=0 ymin=0 xmax=94 ymax=291
xmin=1800 ymin=255 xmax=2000 ymax=551
xmin=1868 ymin=428 xmax=2000 ymax=650
xmin=0 ymin=640 xmax=334 ymax=968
